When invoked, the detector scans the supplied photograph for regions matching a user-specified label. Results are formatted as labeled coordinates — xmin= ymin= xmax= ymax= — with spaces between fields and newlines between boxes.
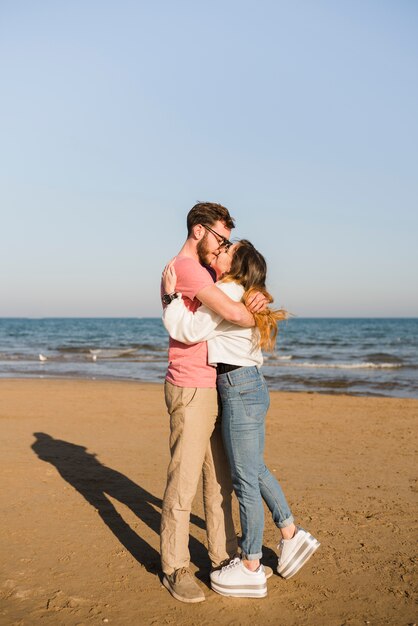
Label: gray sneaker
xmin=163 ymin=567 xmax=205 ymax=603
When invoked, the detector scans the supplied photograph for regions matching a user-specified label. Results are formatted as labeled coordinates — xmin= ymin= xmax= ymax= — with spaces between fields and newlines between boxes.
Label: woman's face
xmin=211 ymin=243 xmax=237 ymax=278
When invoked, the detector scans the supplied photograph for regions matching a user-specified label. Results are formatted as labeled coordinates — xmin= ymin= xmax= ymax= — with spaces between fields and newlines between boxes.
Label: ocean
xmin=0 ymin=317 xmax=417 ymax=398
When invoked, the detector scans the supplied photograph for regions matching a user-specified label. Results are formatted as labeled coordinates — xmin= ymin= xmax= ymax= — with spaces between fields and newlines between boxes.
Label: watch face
xmin=162 ymin=293 xmax=177 ymax=305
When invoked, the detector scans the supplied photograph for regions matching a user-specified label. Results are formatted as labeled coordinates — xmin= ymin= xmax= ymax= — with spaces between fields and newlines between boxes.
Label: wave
xmin=282 ymin=361 xmax=403 ymax=370
xmin=365 ymin=352 xmax=403 ymax=364
xmin=57 ymin=346 xmax=93 ymax=354
xmin=89 ymin=348 xmax=138 ymax=359
xmin=264 ymin=354 xmax=293 ymax=361
xmin=57 ymin=344 xmax=166 ymax=355
xmin=283 ymin=340 xmax=353 ymax=348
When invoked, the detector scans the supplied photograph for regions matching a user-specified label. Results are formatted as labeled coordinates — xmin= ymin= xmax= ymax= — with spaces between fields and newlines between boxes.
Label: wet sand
xmin=0 ymin=379 xmax=416 ymax=625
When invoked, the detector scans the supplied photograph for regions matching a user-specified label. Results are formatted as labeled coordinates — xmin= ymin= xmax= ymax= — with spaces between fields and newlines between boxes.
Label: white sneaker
xmin=210 ymin=557 xmax=267 ymax=598
xmin=212 ymin=556 xmax=273 ymax=579
xmin=277 ymin=527 xmax=320 ymax=579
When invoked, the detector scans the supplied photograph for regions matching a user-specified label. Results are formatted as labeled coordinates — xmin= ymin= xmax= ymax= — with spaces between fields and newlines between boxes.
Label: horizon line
xmin=1 ymin=316 xmax=417 ymax=321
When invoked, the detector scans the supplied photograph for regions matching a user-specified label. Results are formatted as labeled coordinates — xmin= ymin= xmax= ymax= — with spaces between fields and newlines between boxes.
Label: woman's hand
xmin=162 ymin=258 xmax=177 ymax=294
xmin=246 ymin=290 xmax=269 ymax=313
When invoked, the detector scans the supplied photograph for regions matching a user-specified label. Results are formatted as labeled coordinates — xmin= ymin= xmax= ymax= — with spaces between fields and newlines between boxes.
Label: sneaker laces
xmin=221 ymin=557 xmax=241 ymax=572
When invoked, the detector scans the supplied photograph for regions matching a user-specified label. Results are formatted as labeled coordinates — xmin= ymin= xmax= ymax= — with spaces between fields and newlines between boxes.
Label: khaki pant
xmin=160 ymin=381 xmax=237 ymax=575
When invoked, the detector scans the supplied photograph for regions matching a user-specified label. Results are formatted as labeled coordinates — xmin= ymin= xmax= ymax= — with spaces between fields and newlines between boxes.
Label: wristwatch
xmin=162 ymin=292 xmax=179 ymax=305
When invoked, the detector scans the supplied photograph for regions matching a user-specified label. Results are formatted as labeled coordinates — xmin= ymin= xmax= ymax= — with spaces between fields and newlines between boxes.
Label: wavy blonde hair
xmin=221 ymin=240 xmax=288 ymax=351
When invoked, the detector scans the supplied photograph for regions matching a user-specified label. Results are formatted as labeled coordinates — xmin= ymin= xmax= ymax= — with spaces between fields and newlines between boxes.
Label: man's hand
xmin=245 ymin=291 xmax=269 ymax=313
xmin=162 ymin=258 xmax=177 ymax=294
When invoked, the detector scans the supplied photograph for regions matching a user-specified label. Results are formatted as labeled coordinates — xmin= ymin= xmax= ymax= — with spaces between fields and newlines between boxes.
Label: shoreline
xmin=0 ymin=374 xmax=416 ymax=400
xmin=1 ymin=379 xmax=416 ymax=625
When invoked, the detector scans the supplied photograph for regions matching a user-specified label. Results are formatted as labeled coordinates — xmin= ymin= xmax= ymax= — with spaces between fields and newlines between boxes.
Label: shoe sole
xmin=277 ymin=536 xmax=320 ymax=579
xmin=211 ymin=581 xmax=267 ymax=599
xmin=163 ymin=576 xmax=205 ymax=603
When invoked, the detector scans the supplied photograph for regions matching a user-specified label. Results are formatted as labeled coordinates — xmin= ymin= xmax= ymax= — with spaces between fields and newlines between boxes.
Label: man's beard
xmin=197 ymin=233 xmax=213 ymax=265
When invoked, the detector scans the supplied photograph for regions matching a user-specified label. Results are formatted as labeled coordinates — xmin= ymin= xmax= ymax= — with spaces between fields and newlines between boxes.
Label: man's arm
xmin=196 ymin=283 xmax=255 ymax=328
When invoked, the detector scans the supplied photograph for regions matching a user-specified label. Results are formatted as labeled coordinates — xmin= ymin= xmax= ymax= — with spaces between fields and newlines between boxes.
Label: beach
xmin=0 ymin=379 xmax=416 ymax=625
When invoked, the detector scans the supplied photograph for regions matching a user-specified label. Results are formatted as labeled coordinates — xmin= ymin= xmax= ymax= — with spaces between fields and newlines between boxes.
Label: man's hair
xmin=187 ymin=202 xmax=235 ymax=235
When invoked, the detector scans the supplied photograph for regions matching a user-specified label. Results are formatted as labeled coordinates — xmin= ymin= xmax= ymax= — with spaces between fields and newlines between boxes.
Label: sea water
xmin=0 ymin=317 xmax=417 ymax=398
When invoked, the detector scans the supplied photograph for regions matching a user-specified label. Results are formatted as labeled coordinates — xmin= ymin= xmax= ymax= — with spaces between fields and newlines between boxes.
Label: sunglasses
xmin=202 ymin=225 xmax=233 ymax=251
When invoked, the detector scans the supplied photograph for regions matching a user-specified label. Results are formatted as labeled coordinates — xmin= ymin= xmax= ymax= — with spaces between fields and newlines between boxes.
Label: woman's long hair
xmin=221 ymin=240 xmax=288 ymax=351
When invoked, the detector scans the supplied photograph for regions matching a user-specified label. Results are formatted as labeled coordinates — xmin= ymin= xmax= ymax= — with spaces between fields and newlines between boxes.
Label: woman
xmin=162 ymin=240 xmax=319 ymax=598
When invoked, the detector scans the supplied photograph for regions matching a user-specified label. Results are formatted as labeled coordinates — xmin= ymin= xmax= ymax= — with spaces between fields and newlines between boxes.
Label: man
xmin=160 ymin=202 xmax=265 ymax=603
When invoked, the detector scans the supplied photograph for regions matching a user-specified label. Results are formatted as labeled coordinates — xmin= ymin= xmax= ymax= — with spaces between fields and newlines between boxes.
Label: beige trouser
xmin=160 ymin=381 xmax=237 ymax=575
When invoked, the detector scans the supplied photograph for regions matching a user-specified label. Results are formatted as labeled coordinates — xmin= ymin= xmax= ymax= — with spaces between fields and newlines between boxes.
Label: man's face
xmin=197 ymin=220 xmax=232 ymax=265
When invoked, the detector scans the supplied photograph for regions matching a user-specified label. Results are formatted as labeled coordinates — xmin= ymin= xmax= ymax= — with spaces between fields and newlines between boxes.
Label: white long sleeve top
xmin=163 ymin=281 xmax=263 ymax=367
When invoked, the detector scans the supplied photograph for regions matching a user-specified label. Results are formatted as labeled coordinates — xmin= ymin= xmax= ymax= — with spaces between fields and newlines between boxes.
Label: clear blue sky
xmin=1 ymin=0 xmax=417 ymax=317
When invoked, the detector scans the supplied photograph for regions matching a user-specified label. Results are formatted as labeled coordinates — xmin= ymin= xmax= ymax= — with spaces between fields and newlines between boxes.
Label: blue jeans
xmin=217 ymin=366 xmax=294 ymax=560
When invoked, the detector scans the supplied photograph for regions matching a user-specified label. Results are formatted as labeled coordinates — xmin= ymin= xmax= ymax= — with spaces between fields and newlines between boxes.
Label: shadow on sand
xmin=31 ymin=432 xmax=209 ymax=577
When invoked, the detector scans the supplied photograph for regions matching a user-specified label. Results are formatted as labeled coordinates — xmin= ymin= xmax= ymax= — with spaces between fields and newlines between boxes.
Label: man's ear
xmin=191 ymin=224 xmax=205 ymax=241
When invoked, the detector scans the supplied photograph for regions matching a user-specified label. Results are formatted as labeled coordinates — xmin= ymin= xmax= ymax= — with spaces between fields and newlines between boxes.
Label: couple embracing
xmin=159 ymin=202 xmax=319 ymax=603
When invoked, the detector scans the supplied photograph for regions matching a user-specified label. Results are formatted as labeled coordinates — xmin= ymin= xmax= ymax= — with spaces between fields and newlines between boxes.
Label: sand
xmin=0 ymin=379 xmax=416 ymax=626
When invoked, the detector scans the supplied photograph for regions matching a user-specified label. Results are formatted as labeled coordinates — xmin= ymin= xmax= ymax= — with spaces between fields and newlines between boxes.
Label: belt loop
xmin=226 ymin=372 xmax=232 ymax=386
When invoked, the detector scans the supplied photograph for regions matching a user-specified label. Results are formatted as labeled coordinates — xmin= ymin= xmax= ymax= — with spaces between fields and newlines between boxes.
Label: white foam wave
xmin=284 ymin=361 xmax=402 ymax=370
xmin=89 ymin=348 xmax=137 ymax=359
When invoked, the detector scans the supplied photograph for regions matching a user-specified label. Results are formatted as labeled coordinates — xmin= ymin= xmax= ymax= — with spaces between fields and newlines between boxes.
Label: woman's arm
xmin=161 ymin=259 xmax=222 ymax=343
xmin=163 ymin=296 xmax=222 ymax=344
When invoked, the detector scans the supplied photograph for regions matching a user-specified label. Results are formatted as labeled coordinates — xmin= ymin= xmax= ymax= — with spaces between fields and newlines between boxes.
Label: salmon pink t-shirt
xmin=164 ymin=256 xmax=216 ymax=388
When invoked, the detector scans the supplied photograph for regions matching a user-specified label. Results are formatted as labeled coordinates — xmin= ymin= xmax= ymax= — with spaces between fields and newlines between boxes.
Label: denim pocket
xmin=238 ymin=382 xmax=269 ymax=420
